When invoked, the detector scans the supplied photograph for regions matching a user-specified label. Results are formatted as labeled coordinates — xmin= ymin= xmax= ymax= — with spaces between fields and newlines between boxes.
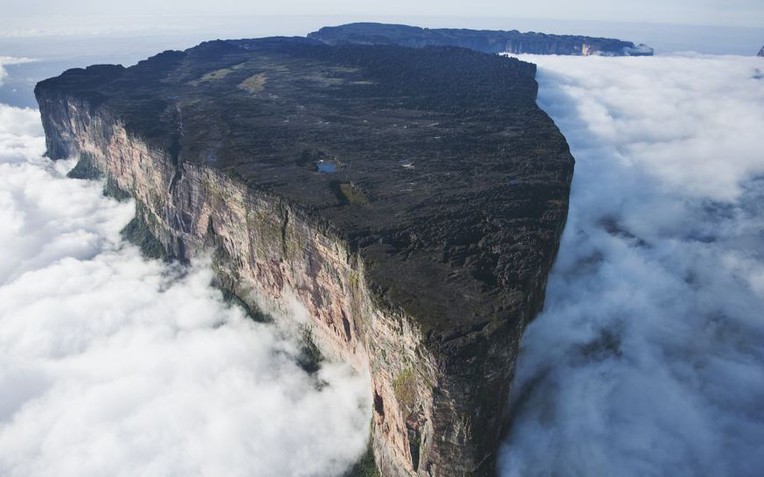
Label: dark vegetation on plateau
xmin=35 ymin=37 xmax=573 ymax=341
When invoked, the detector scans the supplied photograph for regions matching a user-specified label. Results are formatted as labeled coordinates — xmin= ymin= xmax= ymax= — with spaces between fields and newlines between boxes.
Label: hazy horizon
xmin=4 ymin=0 xmax=764 ymax=28
xmin=0 ymin=15 xmax=761 ymax=109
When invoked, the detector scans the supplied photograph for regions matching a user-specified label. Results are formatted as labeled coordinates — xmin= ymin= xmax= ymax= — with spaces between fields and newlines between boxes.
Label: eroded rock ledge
xmin=35 ymin=38 xmax=574 ymax=476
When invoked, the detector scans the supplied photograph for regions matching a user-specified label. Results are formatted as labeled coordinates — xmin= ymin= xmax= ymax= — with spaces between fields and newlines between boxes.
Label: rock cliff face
xmin=758 ymin=46 xmax=764 ymax=57
xmin=309 ymin=22 xmax=654 ymax=56
xmin=35 ymin=38 xmax=574 ymax=476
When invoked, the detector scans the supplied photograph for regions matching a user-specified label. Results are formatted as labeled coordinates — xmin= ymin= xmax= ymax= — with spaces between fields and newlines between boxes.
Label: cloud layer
xmin=4 ymin=50 xmax=764 ymax=477
xmin=500 ymin=55 xmax=764 ymax=477
xmin=0 ymin=57 xmax=32 ymax=87
xmin=0 ymin=103 xmax=370 ymax=477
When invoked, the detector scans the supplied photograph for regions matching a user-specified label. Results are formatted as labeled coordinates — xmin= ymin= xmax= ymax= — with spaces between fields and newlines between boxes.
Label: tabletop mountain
xmin=309 ymin=22 xmax=654 ymax=56
xmin=35 ymin=36 xmax=574 ymax=476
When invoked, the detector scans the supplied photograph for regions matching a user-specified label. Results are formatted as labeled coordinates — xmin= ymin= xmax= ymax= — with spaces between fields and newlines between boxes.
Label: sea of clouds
xmin=499 ymin=54 xmax=764 ymax=477
xmin=2 ymin=49 xmax=764 ymax=477
xmin=0 ymin=59 xmax=370 ymax=477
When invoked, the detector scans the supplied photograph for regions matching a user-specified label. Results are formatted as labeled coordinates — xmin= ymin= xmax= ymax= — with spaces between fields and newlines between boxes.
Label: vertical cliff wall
xmin=35 ymin=38 xmax=573 ymax=476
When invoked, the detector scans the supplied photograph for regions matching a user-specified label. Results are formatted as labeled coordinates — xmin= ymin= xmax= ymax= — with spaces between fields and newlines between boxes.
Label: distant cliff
xmin=36 ymin=38 xmax=573 ymax=476
xmin=758 ymin=46 xmax=764 ymax=57
xmin=309 ymin=22 xmax=653 ymax=56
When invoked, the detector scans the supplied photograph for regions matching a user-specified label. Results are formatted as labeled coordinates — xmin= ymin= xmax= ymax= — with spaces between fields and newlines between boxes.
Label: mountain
xmin=35 ymin=37 xmax=573 ymax=476
xmin=309 ymin=22 xmax=654 ymax=56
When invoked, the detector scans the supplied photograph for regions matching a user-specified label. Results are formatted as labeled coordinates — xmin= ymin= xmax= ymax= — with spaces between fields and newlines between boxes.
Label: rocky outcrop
xmin=758 ymin=46 xmax=764 ymax=57
xmin=35 ymin=38 xmax=573 ymax=476
xmin=309 ymin=22 xmax=653 ymax=56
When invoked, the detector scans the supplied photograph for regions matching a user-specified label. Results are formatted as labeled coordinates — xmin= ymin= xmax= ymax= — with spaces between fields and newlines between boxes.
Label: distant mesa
xmin=758 ymin=46 xmax=764 ymax=57
xmin=309 ymin=22 xmax=654 ymax=57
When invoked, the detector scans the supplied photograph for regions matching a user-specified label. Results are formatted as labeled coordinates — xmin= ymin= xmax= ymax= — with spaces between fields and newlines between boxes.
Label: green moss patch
xmin=393 ymin=368 xmax=417 ymax=411
xmin=120 ymin=217 xmax=167 ymax=260
xmin=67 ymin=152 xmax=102 ymax=180
xmin=330 ymin=181 xmax=368 ymax=205
xmin=238 ymin=73 xmax=267 ymax=94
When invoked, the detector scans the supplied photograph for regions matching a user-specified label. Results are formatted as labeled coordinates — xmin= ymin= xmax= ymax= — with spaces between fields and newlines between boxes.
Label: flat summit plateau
xmin=36 ymin=37 xmax=574 ymax=475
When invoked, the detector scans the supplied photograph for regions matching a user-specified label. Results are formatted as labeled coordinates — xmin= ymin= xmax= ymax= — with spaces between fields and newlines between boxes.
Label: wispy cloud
xmin=0 ymin=103 xmax=370 ymax=477
xmin=0 ymin=57 xmax=34 ymax=87
xmin=500 ymin=55 xmax=764 ymax=477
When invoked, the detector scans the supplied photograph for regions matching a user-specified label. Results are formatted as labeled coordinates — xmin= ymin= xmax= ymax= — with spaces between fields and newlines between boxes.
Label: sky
xmin=1 ymin=11 xmax=764 ymax=477
xmin=2 ymin=0 xmax=764 ymax=28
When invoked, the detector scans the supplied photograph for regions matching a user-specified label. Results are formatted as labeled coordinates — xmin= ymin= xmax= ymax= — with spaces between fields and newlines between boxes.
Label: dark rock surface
xmin=36 ymin=37 xmax=574 ymax=476
xmin=37 ymin=38 xmax=573 ymax=339
xmin=309 ymin=22 xmax=654 ymax=56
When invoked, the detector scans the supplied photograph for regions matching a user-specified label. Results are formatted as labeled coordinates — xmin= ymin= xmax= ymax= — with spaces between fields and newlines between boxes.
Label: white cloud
xmin=0 ymin=57 xmax=34 ymax=87
xmin=0 ymin=103 xmax=370 ymax=477
xmin=500 ymin=55 xmax=764 ymax=477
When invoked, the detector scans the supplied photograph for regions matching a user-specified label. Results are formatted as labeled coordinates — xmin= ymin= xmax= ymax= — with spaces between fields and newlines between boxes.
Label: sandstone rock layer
xmin=36 ymin=38 xmax=574 ymax=476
